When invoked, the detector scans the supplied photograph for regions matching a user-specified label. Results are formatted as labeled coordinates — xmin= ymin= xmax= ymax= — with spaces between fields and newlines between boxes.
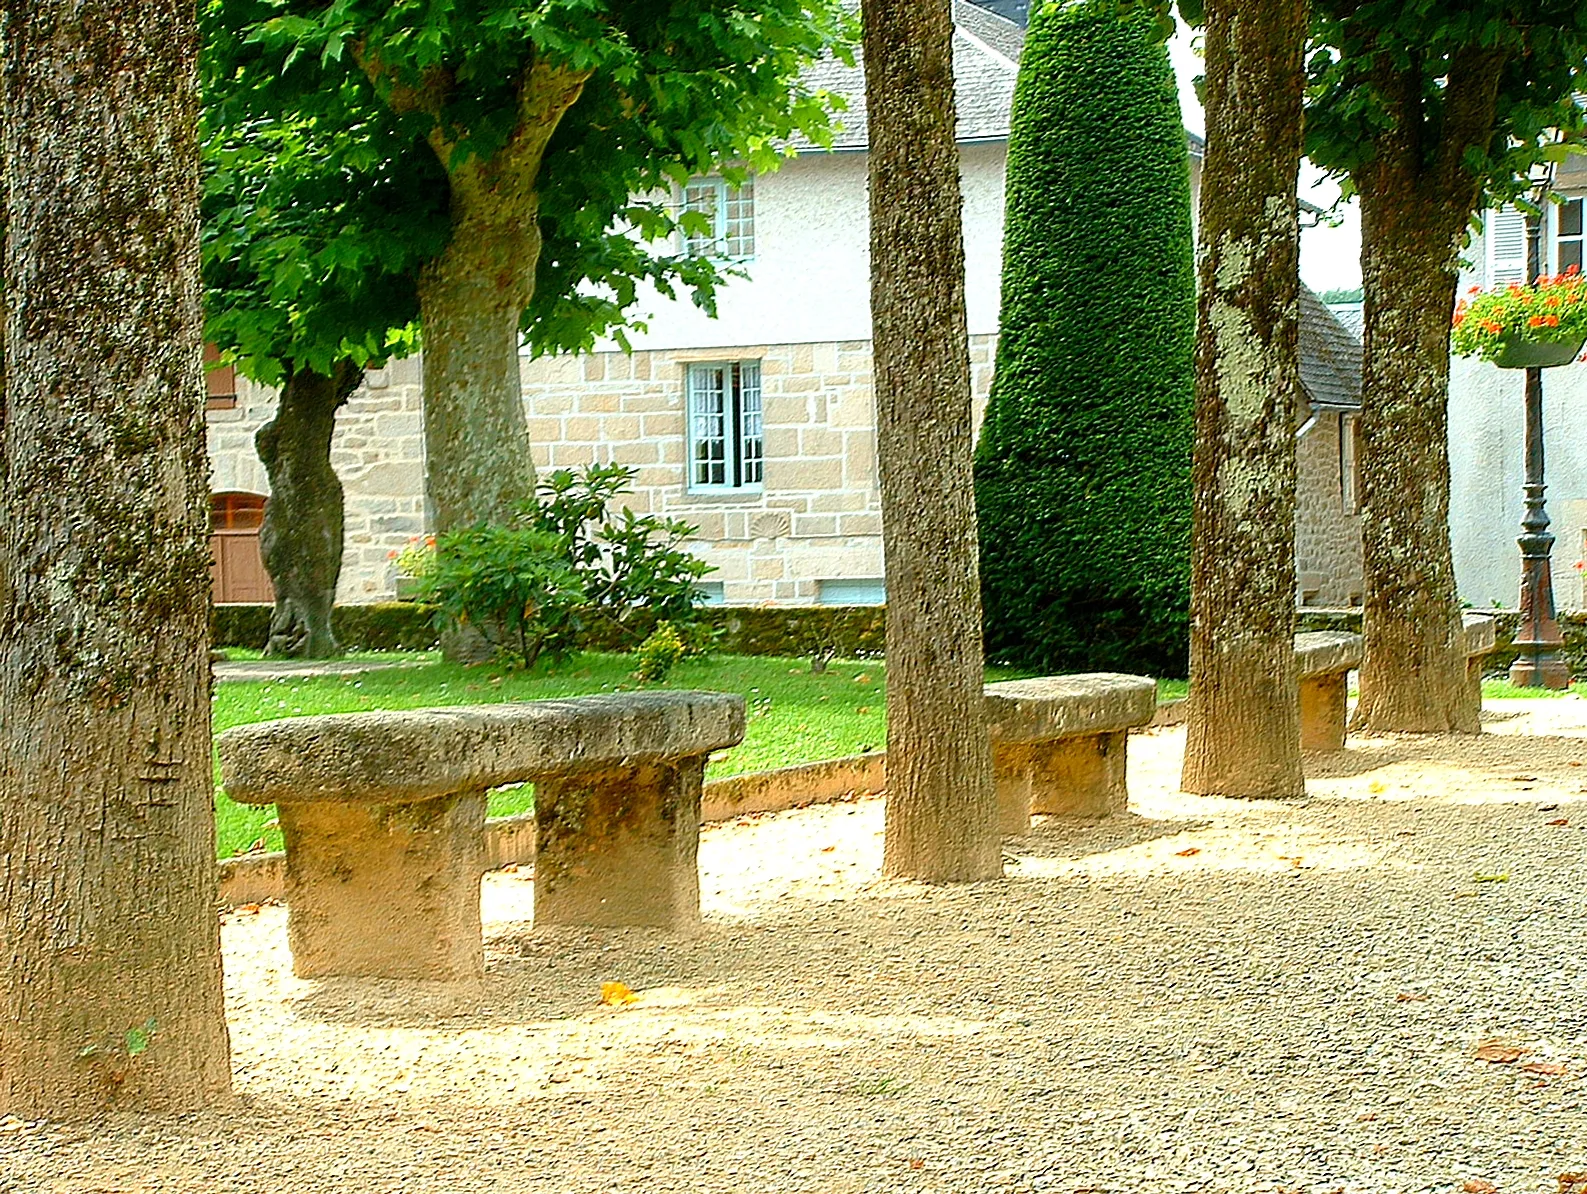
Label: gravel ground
xmin=6 ymin=699 xmax=1587 ymax=1194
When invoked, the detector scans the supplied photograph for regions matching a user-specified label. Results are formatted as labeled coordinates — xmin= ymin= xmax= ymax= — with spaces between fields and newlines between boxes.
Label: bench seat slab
xmin=279 ymin=791 xmax=486 ymax=981
xmin=535 ymin=760 xmax=704 ymax=929
xmin=995 ymin=730 xmax=1128 ymax=830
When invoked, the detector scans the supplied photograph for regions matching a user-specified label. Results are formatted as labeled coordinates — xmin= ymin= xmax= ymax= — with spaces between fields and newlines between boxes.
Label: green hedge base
xmin=213 ymin=602 xmax=887 ymax=660
xmin=1296 ymin=607 xmax=1584 ymax=679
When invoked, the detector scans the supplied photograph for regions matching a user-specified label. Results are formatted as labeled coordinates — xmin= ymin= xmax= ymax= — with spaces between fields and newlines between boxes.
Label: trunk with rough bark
xmin=1350 ymin=53 xmax=1501 ymax=734
xmin=1181 ymin=0 xmax=1309 ymax=800
xmin=0 ymin=0 xmax=232 ymax=1116
xmin=402 ymin=63 xmax=589 ymax=661
xmin=861 ymin=0 xmax=1000 ymax=882
xmin=256 ymin=362 xmax=361 ymax=659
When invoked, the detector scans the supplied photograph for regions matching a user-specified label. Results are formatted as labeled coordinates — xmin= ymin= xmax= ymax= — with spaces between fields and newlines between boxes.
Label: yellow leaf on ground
xmin=600 ymin=981 xmax=639 ymax=1006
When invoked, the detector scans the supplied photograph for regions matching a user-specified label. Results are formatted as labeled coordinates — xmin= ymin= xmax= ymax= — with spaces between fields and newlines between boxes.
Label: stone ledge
xmin=219 ymin=691 xmax=745 ymax=808
xmin=1294 ymin=631 xmax=1363 ymax=679
xmin=982 ymin=673 xmax=1157 ymax=743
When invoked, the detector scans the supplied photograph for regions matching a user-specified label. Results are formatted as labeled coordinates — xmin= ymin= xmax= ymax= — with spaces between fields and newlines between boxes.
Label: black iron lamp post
xmin=1508 ymin=169 xmax=1573 ymax=689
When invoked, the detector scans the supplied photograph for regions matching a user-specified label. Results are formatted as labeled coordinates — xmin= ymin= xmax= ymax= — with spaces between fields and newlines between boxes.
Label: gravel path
xmin=6 ymin=700 xmax=1587 ymax=1194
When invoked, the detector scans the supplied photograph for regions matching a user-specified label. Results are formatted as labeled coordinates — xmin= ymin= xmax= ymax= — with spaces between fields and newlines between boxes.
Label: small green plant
xmin=634 ymin=623 xmax=687 ymax=683
xmin=1452 ymin=267 xmax=1587 ymax=362
xmin=415 ymin=526 xmax=585 ymax=668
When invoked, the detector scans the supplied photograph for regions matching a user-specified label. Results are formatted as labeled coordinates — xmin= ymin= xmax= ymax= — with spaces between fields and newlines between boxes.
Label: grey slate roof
xmin=1298 ymin=287 xmax=1362 ymax=410
xmin=789 ymin=0 xmax=1024 ymax=151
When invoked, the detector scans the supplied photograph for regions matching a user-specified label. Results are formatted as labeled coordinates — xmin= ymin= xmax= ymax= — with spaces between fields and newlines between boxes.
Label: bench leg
xmin=534 ymin=759 xmax=703 ymax=929
xmin=278 ymin=792 xmax=486 ymax=981
xmin=1298 ymin=673 xmax=1347 ymax=751
xmin=1467 ymin=656 xmax=1485 ymax=720
xmin=998 ymin=731 xmax=1128 ymax=821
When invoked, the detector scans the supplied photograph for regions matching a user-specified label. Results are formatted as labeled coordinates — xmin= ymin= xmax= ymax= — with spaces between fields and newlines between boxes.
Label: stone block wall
xmin=205 ymin=357 xmax=428 ymax=603
xmin=1294 ymin=410 xmax=1364 ymax=607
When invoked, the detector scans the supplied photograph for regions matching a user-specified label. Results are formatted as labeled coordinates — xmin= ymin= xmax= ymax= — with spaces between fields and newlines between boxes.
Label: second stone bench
xmin=217 ymin=691 xmax=744 ymax=981
xmin=984 ymin=673 xmax=1158 ymax=832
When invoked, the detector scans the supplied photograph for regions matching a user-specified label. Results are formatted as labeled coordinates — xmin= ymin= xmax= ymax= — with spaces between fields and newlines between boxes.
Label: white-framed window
xmin=1556 ymin=196 xmax=1584 ymax=273
xmin=1487 ymin=197 xmax=1587 ymax=285
xmin=687 ymin=361 xmax=763 ymax=492
xmin=679 ymin=176 xmax=755 ymax=260
xmin=1340 ymin=412 xmax=1360 ymax=515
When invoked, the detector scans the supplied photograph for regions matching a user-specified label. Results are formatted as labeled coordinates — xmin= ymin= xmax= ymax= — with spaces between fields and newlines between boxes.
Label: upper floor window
xmin=687 ymin=361 xmax=763 ymax=492
xmin=1487 ymin=197 xmax=1586 ymax=286
xmin=680 ymin=177 xmax=755 ymax=260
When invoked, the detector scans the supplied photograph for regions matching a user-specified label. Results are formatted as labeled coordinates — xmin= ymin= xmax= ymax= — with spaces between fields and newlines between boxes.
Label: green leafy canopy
xmin=203 ymin=0 xmax=856 ymax=379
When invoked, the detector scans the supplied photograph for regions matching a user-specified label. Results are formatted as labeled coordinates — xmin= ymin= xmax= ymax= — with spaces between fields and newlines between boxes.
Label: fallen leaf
xmin=1522 ymin=1061 xmax=1568 ymax=1076
xmin=1463 ymin=1180 xmax=1498 ymax=1194
xmin=856 ymin=706 xmax=871 ymax=716
xmin=600 ymin=981 xmax=639 ymax=1006
xmin=1368 ymin=780 xmax=1387 ymax=794
xmin=1474 ymin=1041 xmax=1527 ymax=1064
xmin=1474 ymin=872 xmax=1510 ymax=883
xmin=1395 ymin=992 xmax=1427 ymax=1003
xmin=235 ymin=903 xmax=262 ymax=916
xmin=820 ymin=845 xmax=836 ymax=853
xmin=907 ymin=1159 xmax=924 ymax=1171
xmin=1547 ymin=818 xmax=1570 ymax=827
xmin=1558 ymin=1172 xmax=1587 ymax=1194
xmin=1175 ymin=847 xmax=1201 ymax=857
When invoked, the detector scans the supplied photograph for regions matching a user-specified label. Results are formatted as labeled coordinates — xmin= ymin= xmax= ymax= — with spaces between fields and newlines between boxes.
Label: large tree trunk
xmin=1352 ymin=194 xmax=1473 ymax=731
xmin=861 ymin=0 xmax=1000 ymax=882
xmin=1350 ymin=53 xmax=1501 ymax=733
xmin=0 ymin=0 xmax=232 ymax=1116
xmin=408 ymin=63 xmax=589 ymax=661
xmin=1180 ymin=0 xmax=1309 ymax=800
xmin=256 ymin=362 xmax=361 ymax=659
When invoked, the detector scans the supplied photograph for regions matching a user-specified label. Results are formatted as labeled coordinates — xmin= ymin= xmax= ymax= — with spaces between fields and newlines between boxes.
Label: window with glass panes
xmin=1557 ymin=197 xmax=1584 ymax=274
xmin=679 ymin=177 xmax=754 ymax=260
xmin=686 ymin=361 xmax=763 ymax=491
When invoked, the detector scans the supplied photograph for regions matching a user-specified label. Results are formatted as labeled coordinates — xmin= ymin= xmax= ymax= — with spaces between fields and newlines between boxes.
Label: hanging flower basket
xmin=1492 ymin=335 xmax=1587 ymax=370
xmin=1452 ymin=266 xmax=1587 ymax=368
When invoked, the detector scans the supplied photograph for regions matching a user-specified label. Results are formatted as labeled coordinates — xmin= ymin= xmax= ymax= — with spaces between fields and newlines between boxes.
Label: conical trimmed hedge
xmin=975 ymin=0 xmax=1195 ymax=677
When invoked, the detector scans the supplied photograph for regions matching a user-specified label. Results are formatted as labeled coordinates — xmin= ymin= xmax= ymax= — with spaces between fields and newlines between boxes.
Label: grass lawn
xmin=1480 ymin=677 xmax=1587 ymax=698
xmin=213 ymin=651 xmax=1188 ymax=859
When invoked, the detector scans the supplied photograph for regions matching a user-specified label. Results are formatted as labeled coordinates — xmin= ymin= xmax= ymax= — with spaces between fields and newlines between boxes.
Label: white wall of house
xmin=1450 ymin=193 xmax=1587 ymax=610
xmin=609 ymin=143 xmax=1009 ymax=352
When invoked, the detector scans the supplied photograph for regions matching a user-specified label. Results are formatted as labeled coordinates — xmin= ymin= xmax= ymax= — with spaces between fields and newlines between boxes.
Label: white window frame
xmin=686 ymin=361 xmax=763 ymax=493
xmin=1555 ymin=195 xmax=1584 ymax=275
xmin=678 ymin=176 xmax=755 ymax=261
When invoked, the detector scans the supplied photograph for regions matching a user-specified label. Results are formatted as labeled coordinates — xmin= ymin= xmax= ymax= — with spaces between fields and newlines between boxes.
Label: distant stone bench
xmin=1295 ymin=631 xmax=1363 ymax=751
xmin=1298 ymin=615 xmax=1500 ymax=750
xmin=984 ymin=674 xmax=1158 ymax=832
xmin=1463 ymin=613 xmax=1498 ymax=707
xmin=217 ymin=691 xmax=744 ymax=981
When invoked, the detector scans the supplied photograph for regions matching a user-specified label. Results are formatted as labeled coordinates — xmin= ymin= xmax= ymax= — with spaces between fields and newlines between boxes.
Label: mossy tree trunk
xmin=256 ymin=361 xmax=362 ymax=659
xmin=0 ymin=0 xmax=232 ymax=1116
xmin=1180 ymin=0 xmax=1309 ymax=800
xmin=1351 ymin=50 xmax=1502 ymax=734
xmin=378 ymin=60 xmax=590 ymax=661
xmin=861 ymin=0 xmax=1000 ymax=882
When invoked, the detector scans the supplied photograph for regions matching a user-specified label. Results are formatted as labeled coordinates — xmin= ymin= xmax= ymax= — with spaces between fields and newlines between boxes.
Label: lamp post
xmin=1509 ymin=173 xmax=1573 ymax=689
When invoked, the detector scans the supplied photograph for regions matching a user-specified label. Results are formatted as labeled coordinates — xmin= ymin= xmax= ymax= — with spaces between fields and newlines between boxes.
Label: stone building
xmin=206 ymin=0 xmax=1365 ymax=611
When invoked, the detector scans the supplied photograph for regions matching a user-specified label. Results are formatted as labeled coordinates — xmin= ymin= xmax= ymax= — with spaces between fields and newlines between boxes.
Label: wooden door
xmin=210 ymin=493 xmax=273 ymax=604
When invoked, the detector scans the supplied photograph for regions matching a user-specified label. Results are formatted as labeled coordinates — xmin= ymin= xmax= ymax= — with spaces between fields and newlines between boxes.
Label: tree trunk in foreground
xmin=0 ymin=0 xmax=232 ymax=1116
xmin=1350 ymin=52 xmax=1501 ymax=734
xmin=862 ymin=0 xmax=1000 ymax=881
xmin=1181 ymin=0 xmax=1309 ymax=800
xmin=409 ymin=63 xmax=589 ymax=661
xmin=256 ymin=362 xmax=361 ymax=659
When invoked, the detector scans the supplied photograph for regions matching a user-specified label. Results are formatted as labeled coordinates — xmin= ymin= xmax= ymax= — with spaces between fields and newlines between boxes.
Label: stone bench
xmin=1298 ymin=615 xmax=1500 ymax=750
xmin=1295 ymin=630 xmax=1363 ymax=751
xmin=217 ymin=691 xmax=744 ymax=981
xmin=983 ymin=673 xmax=1158 ymax=832
xmin=1463 ymin=613 xmax=1498 ymax=708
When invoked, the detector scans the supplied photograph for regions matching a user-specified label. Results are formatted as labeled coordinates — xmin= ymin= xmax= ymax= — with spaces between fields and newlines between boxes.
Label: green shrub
xmin=633 ymin=623 xmax=688 ymax=683
xmin=417 ymin=463 xmax=713 ymax=666
xmin=416 ymin=526 xmax=586 ymax=668
xmin=974 ymin=0 xmax=1195 ymax=678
